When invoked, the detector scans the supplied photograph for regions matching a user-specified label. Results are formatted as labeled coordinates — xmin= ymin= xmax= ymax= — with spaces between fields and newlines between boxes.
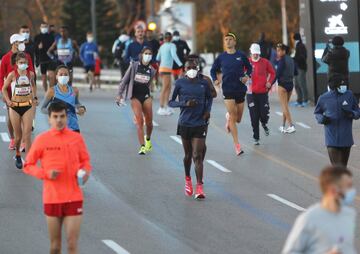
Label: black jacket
xmin=172 ymin=39 xmax=191 ymax=69
xmin=294 ymin=41 xmax=307 ymax=71
xmin=34 ymin=33 xmax=55 ymax=65
xmin=322 ymin=45 xmax=350 ymax=82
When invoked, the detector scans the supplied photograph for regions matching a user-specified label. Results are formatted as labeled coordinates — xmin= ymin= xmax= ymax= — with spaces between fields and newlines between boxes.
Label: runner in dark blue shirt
xmin=169 ymin=58 xmax=213 ymax=200
xmin=210 ymin=32 xmax=252 ymax=155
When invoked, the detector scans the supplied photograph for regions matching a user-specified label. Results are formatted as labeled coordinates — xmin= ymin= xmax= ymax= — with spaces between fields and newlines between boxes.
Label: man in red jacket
xmin=0 ymin=34 xmax=35 ymax=150
xmin=247 ymin=43 xmax=275 ymax=145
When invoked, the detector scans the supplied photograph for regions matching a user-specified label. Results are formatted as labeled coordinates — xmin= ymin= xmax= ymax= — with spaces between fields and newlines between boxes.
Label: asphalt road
xmin=1 ymin=87 xmax=360 ymax=254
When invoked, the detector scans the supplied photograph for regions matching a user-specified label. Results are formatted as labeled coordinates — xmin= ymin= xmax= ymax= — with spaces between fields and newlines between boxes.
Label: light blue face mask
xmin=337 ymin=85 xmax=347 ymax=94
xmin=341 ymin=188 xmax=357 ymax=206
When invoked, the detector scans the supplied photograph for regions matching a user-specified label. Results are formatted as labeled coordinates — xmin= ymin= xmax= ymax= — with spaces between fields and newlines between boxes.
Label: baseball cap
xmin=173 ymin=30 xmax=180 ymax=36
xmin=250 ymin=43 xmax=261 ymax=54
xmin=10 ymin=34 xmax=25 ymax=44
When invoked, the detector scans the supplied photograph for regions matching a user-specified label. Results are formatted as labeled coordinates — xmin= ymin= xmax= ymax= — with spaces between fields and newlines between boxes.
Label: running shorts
xmin=84 ymin=65 xmax=95 ymax=73
xmin=279 ymin=82 xmax=294 ymax=93
xmin=44 ymin=201 xmax=83 ymax=217
xmin=40 ymin=62 xmax=56 ymax=75
xmin=177 ymin=125 xmax=208 ymax=140
xmin=223 ymin=91 xmax=246 ymax=104
xmin=172 ymin=68 xmax=183 ymax=77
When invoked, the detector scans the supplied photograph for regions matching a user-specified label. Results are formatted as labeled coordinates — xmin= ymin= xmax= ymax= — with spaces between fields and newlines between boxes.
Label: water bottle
xmin=77 ymin=169 xmax=87 ymax=186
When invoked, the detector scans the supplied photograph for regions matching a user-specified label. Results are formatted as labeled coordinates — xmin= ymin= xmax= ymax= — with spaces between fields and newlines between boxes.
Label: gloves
xmin=323 ymin=115 xmax=331 ymax=125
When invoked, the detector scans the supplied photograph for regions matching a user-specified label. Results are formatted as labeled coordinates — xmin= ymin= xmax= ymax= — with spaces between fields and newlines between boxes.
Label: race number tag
xmin=14 ymin=86 xmax=31 ymax=96
xmin=134 ymin=73 xmax=150 ymax=84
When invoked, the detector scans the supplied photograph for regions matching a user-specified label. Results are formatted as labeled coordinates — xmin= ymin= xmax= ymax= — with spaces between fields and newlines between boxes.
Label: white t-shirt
xmin=282 ymin=203 xmax=357 ymax=254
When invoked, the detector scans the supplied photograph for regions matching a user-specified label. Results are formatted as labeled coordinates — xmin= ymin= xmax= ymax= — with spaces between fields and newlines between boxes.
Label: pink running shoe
xmin=194 ymin=183 xmax=205 ymax=200
xmin=185 ymin=176 xmax=193 ymax=196
xmin=8 ymin=139 xmax=15 ymax=150
xmin=225 ymin=112 xmax=231 ymax=133
xmin=235 ymin=144 xmax=244 ymax=156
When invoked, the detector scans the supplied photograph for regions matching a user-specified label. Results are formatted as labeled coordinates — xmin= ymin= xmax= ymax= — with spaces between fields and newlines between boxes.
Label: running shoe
xmin=167 ymin=107 xmax=174 ymax=115
xmin=253 ymin=139 xmax=260 ymax=145
xmin=225 ymin=112 xmax=231 ymax=133
xmin=8 ymin=139 xmax=15 ymax=150
xmin=138 ymin=145 xmax=146 ymax=155
xmin=290 ymin=102 xmax=302 ymax=107
xmin=235 ymin=144 xmax=244 ymax=156
xmin=20 ymin=143 xmax=26 ymax=153
xmin=32 ymin=119 xmax=35 ymax=132
xmin=145 ymin=138 xmax=152 ymax=152
xmin=157 ymin=107 xmax=168 ymax=116
xmin=194 ymin=183 xmax=205 ymax=200
xmin=301 ymin=101 xmax=309 ymax=107
xmin=263 ymin=125 xmax=270 ymax=136
xmin=14 ymin=155 xmax=23 ymax=169
xmin=185 ymin=176 xmax=193 ymax=196
xmin=285 ymin=125 xmax=296 ymax=134
xmin=279 ymin=126 xmax=286 ymax=133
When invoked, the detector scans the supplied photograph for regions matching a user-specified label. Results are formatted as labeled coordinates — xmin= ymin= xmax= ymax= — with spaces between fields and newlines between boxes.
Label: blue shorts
xmin=279 ymin=82 xmax=294 ymax=93
xmin=223 ymin=91 xmax=246 ymax=104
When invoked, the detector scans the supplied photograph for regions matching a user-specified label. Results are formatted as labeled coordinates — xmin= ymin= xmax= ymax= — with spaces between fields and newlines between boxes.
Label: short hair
xmin=87 ymin=31 xmax=93 ymax=35
xmin=225 ymin=32 xmax=237 ymax=40
xmin=60 ymin=26 xmax=68 ymax=30
xmin=48 ymin=101 xmax=67 ymax=116
xmin=55 ymin=65 xmax=69 ymax=75
xmin=276 ymin=43 xmax=287 ymax=51
xmin=319 ymin=165 xmax=352 ymax=194
xmin=185 ymin=57 xmax=199 ymax=67
xmin=20 ymin=25 xmax=29 ymax=30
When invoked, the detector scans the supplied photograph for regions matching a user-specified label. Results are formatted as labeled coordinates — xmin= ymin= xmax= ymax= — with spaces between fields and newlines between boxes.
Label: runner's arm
xmin=314 ymin=97 xmax=326 ymax=124
xmin=203 ymin=75 xmax=217 ymax=98
xmin=78 ymin=135 xmax=92 ymax=172
xmin=30 ymin=72 xmax=38 ymax=102
xmin=171 ymin=44 xmax=183 ymax=67
xmin=210 ymin=56 xmax=220 ymax=82
xmin=74 ymin=87 xmax=86 ymax=111
xmin=2 ymin=72 xmax=14 ymax=104
xmin=168 ymin=82 xmax=186 ymax=108
xmin=267 ymin=60 xmax=276 ymax=84
xmin=204 ymin=84 xmax=213 ymax=113
xmin=41 ymin=88 xmax=54 ymax=114
xmin=242 ymin=54 xmax=252 ymax=77
xmin=24 ymin=139 xmax=47 ymax=180
xmin=72 ymin=40 xmax=80 ymax=58
xmin=281 ymin=214 xmax=310 ymax=254
xmin=47 ymin=41 xmax=57 ymax=59
xmin=79 ymin=43 xmax=85 ymax=63
xmin=350 ymin=93 xmax=360 ymax=120
xmin=118 ymin=63 xmax=133 ymax=97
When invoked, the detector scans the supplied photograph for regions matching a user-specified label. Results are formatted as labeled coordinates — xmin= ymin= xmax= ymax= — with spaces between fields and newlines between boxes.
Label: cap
xmin=328 ymin=73 xmax=345 ymax=89
xmin=250 ymin=43 xmax=261 ymax=54
xmin=10 ymin=34 xmax=25 ymax=44
xmin=293 ymin=33 xmax=301 ymax=41
xmin=225 ymin=32 xmax=237 ymax=40
xmin=173 ymin=30 xmax=180 ymax=36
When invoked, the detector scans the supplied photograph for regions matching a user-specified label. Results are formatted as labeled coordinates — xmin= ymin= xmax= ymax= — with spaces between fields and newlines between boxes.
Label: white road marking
xmin=152 ymin=120 xmax=159 ymax=127
xmin=206 ymin=160 xmax=232 ymax=173
xmin=0 ymin=116 xmax=6 ymax=122
xmin=296 ymin=122 xmax=311 ymax=129
xmin=267 ymin=194 xmax=306 ymax=212
xmin=275 ymin=111 xmax=283 ymax=116
xmin=170 ymin=135 xmax=182 ymax=145
xmin=1 ymin=132 xmax=10 ymax=142
xmin=102 ymin=240 xmax=130 ymax=254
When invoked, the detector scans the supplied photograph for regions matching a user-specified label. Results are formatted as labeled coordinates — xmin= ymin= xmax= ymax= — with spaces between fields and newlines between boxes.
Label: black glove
xmin=323 ymin=115 xmax=331 ymax=125
xmin=186 ymin=99 xmax=197 ymax=107
xmin=342 ymin=108 xmax=354 ymax=118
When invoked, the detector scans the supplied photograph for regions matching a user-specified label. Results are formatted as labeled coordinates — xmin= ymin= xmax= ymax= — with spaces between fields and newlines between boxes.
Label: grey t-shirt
xmin=282 ymin=203 xmax=357 ymax=254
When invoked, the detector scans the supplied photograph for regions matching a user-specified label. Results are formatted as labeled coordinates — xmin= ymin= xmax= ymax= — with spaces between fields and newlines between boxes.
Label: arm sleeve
xmin=0 ymin=57 xmax=7 ymax=90
xmin=210 ymin=56 xmax=221 ymax=81
xmin=23 ymin=138 xmax=47 ymax=180
xmin=267 ymin=60 xmax=276 ymax=84
xmin=276 ymin=58 xmax=285 ymax=81
xmin=204 ymin=85 xmax=213 ymax=112
xmin=168 ymin=82 xmax=186 ymax=108
xmin=41 ymin=90 xmax=53 ymax=114
xmin=321 ymin=46 xmax=331 ymax=64
xmin=78 ymin=135 xmax=92 ymax=172
xmin=79 ymin=43 xmax=85 ymax=63
xmin=118 ymin=63 xmax=133 ymax=96
xmin=314 ymin=98 xmax=326 ymax=124
xmin=111 ymin=40 xmax=118 ymax=54
xmin=171 ymin=44 xmax=183 ymax=67
xmin=242 ymin=55 xmax=252 ymax=77
xmin=281 ymin=214 xmax=310 ymax=254
xmin=351 ymin=94 xmax=360 ymax=120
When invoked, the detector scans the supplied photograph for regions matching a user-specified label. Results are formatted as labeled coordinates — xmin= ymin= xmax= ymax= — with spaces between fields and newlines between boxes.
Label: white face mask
xmin=186 ymin=69 xmax=198 ymax=79
xmin=40 ymin=28 xmax=48 ymax=34
xmin=17 ymin=63 xmax=28 ymax=71
xmin=21 ymin=32 xmax=30 ymax=40
xmin=341 ymin=188 xmax=357 ymax=206
xmin=173 ymin=36 xmax=180 ymax=41
xmin=18 ymin=43 xmax=26 ymax=52
xmin=87 ymin=37 xmax=94 ymax=43
xmin=142 ymin=54 xmax=152 ymax=63
xmin=337 ymin=85 xmax=347 ymax=94
xmin=57 ymin=75 xmax=69 ymax=85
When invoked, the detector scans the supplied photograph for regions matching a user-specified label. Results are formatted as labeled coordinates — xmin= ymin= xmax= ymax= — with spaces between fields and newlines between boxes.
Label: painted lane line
xmin=206 ymin=160 xmax=232 ymax=173
xmin=170 ymin=135 xmax=182 ymax=145
xmin=0 ymin=116 xmax=5 ymax=122
xmin=1 ymin=132 xmax=10 ymax=142
xmin=275 ymin=111 xmax=283 ymax=116
xmin=296 ymin=122 xmax=311 ymax=129
xmin=267 ymin=194 xmax=306 ymax=212
xmin=102 ymin=240 xmax=130 ymax=254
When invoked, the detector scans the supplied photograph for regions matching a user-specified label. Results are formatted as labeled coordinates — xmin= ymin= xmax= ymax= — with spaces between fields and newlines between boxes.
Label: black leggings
xmin=181 ymin=137 xmax=206 ymax=184
xmin=327 ymin=147 xmax=351 ymax=167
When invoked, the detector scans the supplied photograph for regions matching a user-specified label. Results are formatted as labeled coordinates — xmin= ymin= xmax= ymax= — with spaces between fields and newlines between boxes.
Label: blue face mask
xmin=341 ymin=188 xmax=357 ymax=206
xmin=337 ymin=85 xmax=347 ymax=94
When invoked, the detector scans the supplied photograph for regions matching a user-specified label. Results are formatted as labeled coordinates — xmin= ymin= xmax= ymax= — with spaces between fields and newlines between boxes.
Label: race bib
xmin=14 ymin=86 xmax=31 ymax=96
xmin=134 ymin=73 xmax=150 ymax=84
xmin=58 ymin=49 xmax=71 ymax=56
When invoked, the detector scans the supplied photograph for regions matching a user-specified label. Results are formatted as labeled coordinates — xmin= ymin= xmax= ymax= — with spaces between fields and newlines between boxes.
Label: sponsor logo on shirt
xmin=342 ymin=100 xmax=348 ymax=106
xmin=46 ymin=146 xmax=61 ymax=151
xmin=236 ymin=57 xmax=242 ymax=61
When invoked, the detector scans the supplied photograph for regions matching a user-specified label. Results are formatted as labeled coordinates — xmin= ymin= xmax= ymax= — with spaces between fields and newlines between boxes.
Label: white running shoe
xmin=166 ymin=107 xmax=174 ymax=115
xmin=279 ymin=126 xmax=285 ymax=133
xmin=285 ymin=125 xmax=296 ymax=134
xmin=157 ymin=107 xmax=167 ymax=116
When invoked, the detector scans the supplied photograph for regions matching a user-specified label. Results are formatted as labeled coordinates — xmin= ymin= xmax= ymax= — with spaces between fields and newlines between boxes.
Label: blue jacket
xmin=125 ymin=40 xmax=150 ymax=64
xmin=80 ymin=42 xmax=98 ymax=66
xmin=210 ymin=51 xmax=252 ymax=94
xmin=156 ymin=42 xmax=182 ymax=69
xmin=314 ymin=90 xmax=360 ymax=147
xmin=169 ymin=76 xmax=213 ymax=127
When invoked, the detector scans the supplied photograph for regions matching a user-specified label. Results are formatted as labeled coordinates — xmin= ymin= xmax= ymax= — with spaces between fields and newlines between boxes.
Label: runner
xmin=41 ymin=65 xmax=86 ymax=132
xmin=172 ymin=30 xmax=191 ymax=80
xmin=34 ymin=22 xmax=56 ymax=91
xmin=145 ymin=29 xmax=160 ymax=91
xmin=156 ymin=32 xmax=183 ymax=116
xmin=169 ymin=58 xmax=213 ymax=199
xmin=23 ymin=101 xmax=91 ymax=254
xmin=275 ymin=43 xmax=296 ymax=134
xmin=116 ymin=47 xmax=156 ymax=155
xmin=47 ymin=26 xmax=80 ymax=83
xmin=210 ymin=32 xmax=252 ymax=155
xmin=247 ymin=43 xmax=275 ymax=145
xmin=112 ymin=30 xmax=131 ymax=77
xmin=2 ymin=52 xmax=38 ymax=169
xmin=80 ymin=32 xmax=98 ymax=92
xmin=19 ymin=25 xmax=35 ymax=66
xmin=94 ymin=52 xmax=102 ymax=89
xmin=0 ymin=34 xmax=35 ymax=150
xmin=125 ymin=26 xmax=149 ymax=64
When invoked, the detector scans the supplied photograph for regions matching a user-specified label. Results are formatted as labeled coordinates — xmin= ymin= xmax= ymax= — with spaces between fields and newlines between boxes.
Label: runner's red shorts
xmin=172 ymin=68 xmax=183 ymax=76
xmin=44 ymin=201 xmax=83 ymax=217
